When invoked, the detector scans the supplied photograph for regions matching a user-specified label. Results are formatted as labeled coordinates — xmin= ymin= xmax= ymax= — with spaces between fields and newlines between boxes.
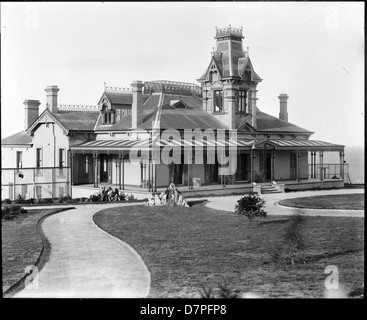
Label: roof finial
xmin=104 ymin=81 xmax=106 ymax=91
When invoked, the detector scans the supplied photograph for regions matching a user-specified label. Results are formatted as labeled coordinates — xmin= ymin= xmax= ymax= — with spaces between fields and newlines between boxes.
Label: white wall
xmin=123 ymin=160 xmax=141 ymax=186
xmin=32 ymin=121 xmax=69 ymax=167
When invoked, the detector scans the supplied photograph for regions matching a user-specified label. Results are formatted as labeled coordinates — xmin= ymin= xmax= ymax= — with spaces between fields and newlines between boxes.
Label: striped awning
xmin=71 ymin=138 xmax=255 ymax=151
xmin=71 ymin=138 xmax=344 ymax=152
xmin=255 ymin=139 xmax=344 ymax=150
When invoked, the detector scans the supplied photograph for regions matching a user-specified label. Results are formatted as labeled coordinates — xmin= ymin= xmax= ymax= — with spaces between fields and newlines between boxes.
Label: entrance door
xmin=100 ymin=155 xmax=112 ymax=183
xmin=266 ymin=153 xmax=272 ymax=180
xmin=236 ymin=153 xmax=250 ymax=181
xmin=205 ymin=152 xmax=219 ymax=183
xmin=173 ymin=164 xmax=183 ymax=185
xmin=290 ymin=152 xmax=297 ymax=180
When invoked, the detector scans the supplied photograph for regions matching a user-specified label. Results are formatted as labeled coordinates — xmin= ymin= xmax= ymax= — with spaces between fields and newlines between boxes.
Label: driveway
xmin=11 ymin=203 xmax=150 ymax=298
xmin=203 ymin=188 xmax=364 ymax=217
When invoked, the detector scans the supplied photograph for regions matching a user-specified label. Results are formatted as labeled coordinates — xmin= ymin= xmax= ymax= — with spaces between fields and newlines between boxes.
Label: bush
xmin=2 ymin=206 xmax=11 ymax=219
xmin=235 ymin=194 xmax=267 ymax=225
xmin=26 ymin=198 xmax=36 ymax=204
xmin=2 ymin=199 xmax=12 ymax=205
xmin=37 ymin=198 xmax=54 ymax=204
xmin=14 ymin=194 xmax=27 ymax=204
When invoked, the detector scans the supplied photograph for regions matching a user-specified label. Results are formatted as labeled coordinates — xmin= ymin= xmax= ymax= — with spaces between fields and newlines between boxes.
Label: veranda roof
xmin=71 ymin=138 xmax=255 ymax=152
xmin=71 ymin=138 xmax=344 ymax=152
xmin=255 ymin=139 xmax=344 ymax=151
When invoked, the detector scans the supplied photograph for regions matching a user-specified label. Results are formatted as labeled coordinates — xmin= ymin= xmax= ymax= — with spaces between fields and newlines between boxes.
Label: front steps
xmin=260 ymin=184 xmax=284 ymax=194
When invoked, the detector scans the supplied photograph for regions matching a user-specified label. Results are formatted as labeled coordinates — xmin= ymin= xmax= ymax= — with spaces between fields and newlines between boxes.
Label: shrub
xmin=14 ymin=194 xmax=27 ymax=204
xmin=26 ymin=198 xmax=36 ymax=204
xmin=37 ymin=198 xmax=54 ymax=204
xmin=2 ymin=206 xmax=11 ymax=219
xmin=235 ymin=194 xmax=267 ymax=225
xmin=2 ymin=199 xmax=12 ymax=205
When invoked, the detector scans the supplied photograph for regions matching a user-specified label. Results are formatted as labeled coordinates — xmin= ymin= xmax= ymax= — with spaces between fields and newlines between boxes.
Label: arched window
xmin=213 ymin=90 xmax=223 ymax=113
xmin=238 ymin=90 xmax=247 ymax=113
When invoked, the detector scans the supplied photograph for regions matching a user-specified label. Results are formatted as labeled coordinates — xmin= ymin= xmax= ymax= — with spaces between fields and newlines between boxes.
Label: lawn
xmin=2 ymin=208 xmax=69 ymax=294
xmin=93 ymin=204 xmax=364 ymax=298
xmin=279 ymin=193 xmax=364 ymax=210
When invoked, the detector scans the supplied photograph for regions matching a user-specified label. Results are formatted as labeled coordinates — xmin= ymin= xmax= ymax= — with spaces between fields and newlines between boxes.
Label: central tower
xmin=197 ymin=26 xmax=262 ymax=129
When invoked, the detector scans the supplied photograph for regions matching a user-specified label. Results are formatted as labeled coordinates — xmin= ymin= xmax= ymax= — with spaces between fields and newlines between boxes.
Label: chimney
xmin=278 ymin=93 xmax=289 ymax=122
xmin=45 ymin=85 xmax=60 ymax=113
xmin=24 ymin=100 xmax=41 ymax=130
xmin=131 ymin=80 xmax=144 ymax=128
xmin=250 ymin=88 xmax=258 ymax=128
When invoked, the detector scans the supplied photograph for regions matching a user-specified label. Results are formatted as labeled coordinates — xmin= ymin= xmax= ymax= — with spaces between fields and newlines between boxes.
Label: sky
xmin=1 ymin=2 xmax=364 ymax=147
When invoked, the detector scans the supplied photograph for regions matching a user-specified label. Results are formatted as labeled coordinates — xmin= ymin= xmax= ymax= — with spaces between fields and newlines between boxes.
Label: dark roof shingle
xmin=1 ymin=131 xmax=32 ymax=146
xmin=53 ymin=112 xmax=99 ymax=131
xmin=255 ymin=109 xmax=312 ymax=133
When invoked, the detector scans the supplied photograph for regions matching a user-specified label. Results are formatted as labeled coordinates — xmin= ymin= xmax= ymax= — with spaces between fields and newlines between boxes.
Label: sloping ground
xmin=11 ymin=204 xmax=150 ymax=298
xmin=93 ymin=205 xmax=364 ymax=298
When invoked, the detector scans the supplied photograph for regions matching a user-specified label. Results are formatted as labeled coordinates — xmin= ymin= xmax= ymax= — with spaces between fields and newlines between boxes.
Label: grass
xmin=1 ymin=208 xmax=66 ymax=293
xmin=279 ymin=194 xmax=364 ymax=210
xmin=93 ymin=204 xmax=364 ymax=298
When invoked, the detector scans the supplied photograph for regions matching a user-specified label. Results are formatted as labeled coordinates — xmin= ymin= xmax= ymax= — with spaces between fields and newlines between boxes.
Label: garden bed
xmin=279 ymin=193 xmax=364 ymax=210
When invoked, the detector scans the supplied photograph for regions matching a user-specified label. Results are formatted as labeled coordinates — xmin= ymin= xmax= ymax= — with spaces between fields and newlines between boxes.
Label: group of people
xmin=147 ymin=183 xmax=189 ymax=207
xmin=88 ymin=187 xmax=134 ymax=202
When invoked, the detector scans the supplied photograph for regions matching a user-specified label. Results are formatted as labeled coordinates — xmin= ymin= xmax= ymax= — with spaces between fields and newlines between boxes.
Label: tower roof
xmin=198 ymin=26 xmax=262 ymax=81
xmin=215 ymin=25 xmax=244 ymax=40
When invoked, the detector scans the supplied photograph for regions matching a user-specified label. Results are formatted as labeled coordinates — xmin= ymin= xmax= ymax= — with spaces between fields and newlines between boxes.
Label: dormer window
xmin=102 ymin=109 xmax=115 ymax=124
xmin=213 ymin=90 xmax=223 ymax=113
xmin=238 ymin=90 xmax=247 ymax=113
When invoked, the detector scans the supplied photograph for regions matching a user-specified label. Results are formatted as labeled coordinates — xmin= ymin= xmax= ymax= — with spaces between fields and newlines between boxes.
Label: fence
xmin=1 ymin=167 xmax=70 ymax=201
xmin=308 ymin=163 xmax=349 ymax=181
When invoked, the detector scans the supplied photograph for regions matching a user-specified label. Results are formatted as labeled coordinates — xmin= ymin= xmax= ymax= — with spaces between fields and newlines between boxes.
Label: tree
xmin=235 ymin=194 xmax=267 ymax=225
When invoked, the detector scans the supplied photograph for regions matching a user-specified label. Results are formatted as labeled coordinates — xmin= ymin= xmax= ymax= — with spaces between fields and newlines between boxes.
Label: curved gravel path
xmin=204 ymin=188 xmax=364 ymax=217
xmin=12 ymin=203 xmax=150 ymax=298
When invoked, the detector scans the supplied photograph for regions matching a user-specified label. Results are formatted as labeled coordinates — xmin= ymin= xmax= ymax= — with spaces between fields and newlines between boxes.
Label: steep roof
xmin=105 ymin=92 xmax=132 ymax=105
xmin=1 ymin=131 xmax=32 ymax=146
xmin=255 ymin=109 xmax=312 ymax=134
xmin=140 ymin=94 xmax=227 ymax=130
xmin=94 ymin=93 xmax=227 ymax=131
xmin=98 ymin=91 xmax=149 ymax=108
xmin=51 ymin=111 xmax=99 ymax=131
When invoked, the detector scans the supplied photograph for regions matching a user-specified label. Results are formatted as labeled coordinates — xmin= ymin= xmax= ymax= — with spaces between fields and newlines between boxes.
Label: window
xmin=213 ymin=90 xmax=223 ymax=113
xmin=102 ymin=110 xmax=115 ymax=124
xmin=36 ymin=148 xmax=42 ymax=168
xmin=59 ymin=187 xmax=65 ymax=198
xmin=86 ymin=156 xmax=89 ymax=174
xmin=36 ymin=186 xmax=42 ymax=199
xmin=59 ymin=149 xmax=65 ymax=168
xmin=238 ymin=90 xmax=247 ymax=113
xmin=16 ymin=151 xmax=22 ymax=169
xmin=58 ymin=149 xmax=65 ymax=175
xmin=21 ymin=185 xmax=27 ymax=198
